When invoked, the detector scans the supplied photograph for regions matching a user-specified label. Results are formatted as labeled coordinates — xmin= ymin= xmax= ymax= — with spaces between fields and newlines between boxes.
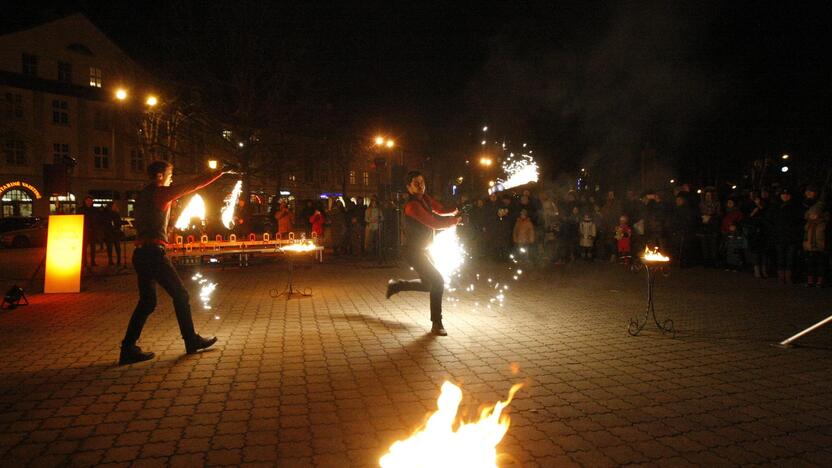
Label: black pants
xmin=123 ymin=246 xmax=196 ymax=347
xmin=398 ymin=249 xmax=444 ymax=323
xmin=82 ymin=232 xmax=97 ymax=267
xmin=106 ymin=239 xmax=122 ymax=265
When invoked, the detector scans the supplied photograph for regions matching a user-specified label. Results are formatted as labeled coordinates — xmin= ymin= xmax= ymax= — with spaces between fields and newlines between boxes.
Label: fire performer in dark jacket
xmin=119 ymin=160 xmax=233 ymax=365
xmin=385 ymin=171 xmax=460 ymax=336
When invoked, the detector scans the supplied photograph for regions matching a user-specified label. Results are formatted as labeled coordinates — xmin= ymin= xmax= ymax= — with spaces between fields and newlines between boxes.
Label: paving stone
xmin=2 ymin=260 xmax=831 ymax=466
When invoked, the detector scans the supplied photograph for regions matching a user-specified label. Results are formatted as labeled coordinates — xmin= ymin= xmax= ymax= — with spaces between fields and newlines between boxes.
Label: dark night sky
xmin=4 ymin=1 xmax=831 ymax=183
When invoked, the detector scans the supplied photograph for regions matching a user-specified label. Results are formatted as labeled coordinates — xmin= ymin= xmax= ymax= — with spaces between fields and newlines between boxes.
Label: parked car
xmin=1 ymin=218 xmax=48 ymax=248
xmin=0 ymin=217 xmax=40 ymax=234
xmin=121 ymin=217 xmax=136 ymax=240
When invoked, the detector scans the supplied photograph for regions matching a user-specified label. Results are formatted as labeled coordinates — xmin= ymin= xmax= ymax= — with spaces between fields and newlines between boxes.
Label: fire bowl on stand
xmin=628 ymin=247 xmax=675 ymax=337
xmin=269 ymin=242 xmax=316 ymax=299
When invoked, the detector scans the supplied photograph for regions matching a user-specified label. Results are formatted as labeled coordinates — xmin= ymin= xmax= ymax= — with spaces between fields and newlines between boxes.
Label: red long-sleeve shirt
xmin=403 ymin=194 xmax=457 ymax=250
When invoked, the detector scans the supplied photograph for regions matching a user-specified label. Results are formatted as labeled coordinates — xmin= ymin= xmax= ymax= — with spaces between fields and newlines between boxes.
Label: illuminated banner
xmin=0 ymin=180 xmax=42 ymax=199
xmin=44 ymin=215 xmax=84 ymax=293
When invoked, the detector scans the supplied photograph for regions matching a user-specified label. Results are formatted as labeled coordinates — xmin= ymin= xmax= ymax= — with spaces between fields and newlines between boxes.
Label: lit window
xmin=222 ymin=130 xmax=232 ymax=141
xmin=94 ymin=146 xmax=110 ymax=169
xmin=362 ymin=171 xmax=369 ymax=186
xmin=52 ymin=100 xmax=69 ymax=125
xmin=89 ymin=67 xmax=102 ymax=87
xmin=349 ymin=171 xmax=356 ymax=185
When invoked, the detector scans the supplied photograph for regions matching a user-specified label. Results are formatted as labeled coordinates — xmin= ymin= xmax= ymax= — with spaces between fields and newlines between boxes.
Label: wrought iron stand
xmin=269 ymin=253 xmax=311 ymax=299
xmin=628 ymin=262 xmax=675 ymax=337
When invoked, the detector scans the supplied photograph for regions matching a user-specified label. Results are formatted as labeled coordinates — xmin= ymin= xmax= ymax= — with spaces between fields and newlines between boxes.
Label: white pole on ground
xmin=779 ymin=314 xmax=832 ymax=347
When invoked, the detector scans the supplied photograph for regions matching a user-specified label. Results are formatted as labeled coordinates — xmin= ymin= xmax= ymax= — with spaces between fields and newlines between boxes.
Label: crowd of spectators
xmin=459 ymin=182 xmax=829 ymax=287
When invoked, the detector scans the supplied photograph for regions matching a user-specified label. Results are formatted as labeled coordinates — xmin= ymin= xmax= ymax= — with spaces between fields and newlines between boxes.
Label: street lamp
xmin=115 ymin=88 xmax=128 ymax=101
xmin=781 ymin=154 xmax=790 ymax=160
xmin=145 ymin=95 xmax=158 ymax=107
xmin=479 ymin=157 xmax=493 ymax=167
xmin=385 ymin=139 xmax=395 ymax=148
xmin=208 ymin=159 xmax=218 ymax=170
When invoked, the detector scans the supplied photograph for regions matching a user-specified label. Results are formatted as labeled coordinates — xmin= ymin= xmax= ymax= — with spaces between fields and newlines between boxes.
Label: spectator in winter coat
xmin=744 ymin=195 xmax=769 ymax=278
xmin=669 ymin=195 xmax=698 ymax=267
xmin=803 ymin=203 xmax=827 ymax=287
xmin=512 ymin=209 xmax=535 ymax=248
xmin=615 ymin=215 xmax=633 ymax=264
xmin=699 ymin=188 xmax=722 ymax=267
xmin=274 ymin=201 xmax=294 ymax=239
xmin=309 ymin=209 xmax=325 ymax=241
xmin=579 ymin=213 xmax=597 ymax=260
xmin=770 ymin=188 xmax=805 ymax=284
xmin=364 ymin=198 xmax=382 ymax=253
xmin=721 ymin=199 xmax=743 ymax=234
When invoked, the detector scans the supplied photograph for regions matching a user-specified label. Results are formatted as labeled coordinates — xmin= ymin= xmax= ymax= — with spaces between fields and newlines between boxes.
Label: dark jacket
xmin=770 ymin=200 xmax=804 ymax=245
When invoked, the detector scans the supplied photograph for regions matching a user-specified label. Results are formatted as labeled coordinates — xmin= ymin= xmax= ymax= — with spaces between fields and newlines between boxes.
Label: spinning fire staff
xmin=386 ymin=171 xmax=461 ymax=336
xmin=119 ymin=160 xmax=236 ymax=365
xmin=628 ymin=247 xmax=676 ymax=337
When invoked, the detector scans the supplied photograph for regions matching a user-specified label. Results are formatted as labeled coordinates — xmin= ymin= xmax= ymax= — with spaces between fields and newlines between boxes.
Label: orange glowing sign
xmin=0 ymin=180 xmax=42 ymax=199
xmin=44 ymin=215 xmax=84 ymax=293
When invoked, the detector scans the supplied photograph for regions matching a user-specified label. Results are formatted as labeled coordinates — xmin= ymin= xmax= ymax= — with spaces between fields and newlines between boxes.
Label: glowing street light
xmin=669 ymin=179 xmax=676 ymax=184
xmin=782 ymin=154 xmax=790 ymax=160
xmin=145 ymin=95 xmax=158 ymax=107
xmin=375 ymin=136 xmax=385 ymax=146
xmin=479 ymin=157 xmax=493 ymax=167
xmin=238 ymin=142 xmax=245 ymax=148
xmin=482 ymin=126 xmax=488 ymax=132
xmin=781 ymin=166 xmax=789 ymax=173
xmin=115 ymin=88 xmax=128 ymax=101
xmin=385 ymin=139 xmax=395 ymax=148
xmin=207 ymin=159 xmax=218 ymax=170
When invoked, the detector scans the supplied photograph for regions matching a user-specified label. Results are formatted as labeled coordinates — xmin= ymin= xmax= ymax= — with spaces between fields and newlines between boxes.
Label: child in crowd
xmin=579 ymin=213 xmax=597 ymax=260
xmin=723 ymin=223 xmax=747 ymax=272
xmin=803 ymin=205 xmax=827 ymax=287
xmin=513 ymin=209 xmax=535 ymax=264
xmin=615 ymin=215 xmax=632 ymax=264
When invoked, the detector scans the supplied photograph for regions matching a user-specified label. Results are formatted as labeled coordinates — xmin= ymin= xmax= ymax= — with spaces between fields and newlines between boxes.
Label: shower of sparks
xmin=221 ymin=180 xmax=244 ymax=229
xmin=499 ymin=154 xmax=539 ymax=190
xmin=174 ymin=194 xmax=206 ymax=230
xmin=427 ymin=226 xmax=466 ymax=285
xmin=192 ymin=273 xmax=218 ymax=312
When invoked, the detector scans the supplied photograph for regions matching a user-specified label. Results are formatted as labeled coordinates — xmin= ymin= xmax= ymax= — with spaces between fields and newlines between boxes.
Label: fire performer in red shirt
xmin=119 ymin=160 xmax=234 ymax=365
xmin=386 ymin=171 xmax=460 ymax=336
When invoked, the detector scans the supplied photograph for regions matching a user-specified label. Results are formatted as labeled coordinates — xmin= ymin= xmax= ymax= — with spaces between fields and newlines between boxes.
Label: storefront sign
xmin=44 ymin=215 xmax=83 ymax=293
xmin=0 ymin=180 xmax=42 ymax=199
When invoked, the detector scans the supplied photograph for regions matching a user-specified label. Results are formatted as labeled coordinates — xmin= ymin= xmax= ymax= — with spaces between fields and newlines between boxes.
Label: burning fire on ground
xmin=380 ymin=381 xmax=522 ymax=468
xmin=642 ymin=246 xmax=670 ymax=263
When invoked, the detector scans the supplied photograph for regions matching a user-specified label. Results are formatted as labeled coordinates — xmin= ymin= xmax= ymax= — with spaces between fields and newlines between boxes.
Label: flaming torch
xmin=380 ymin=381 xmax=522 ymax=468
xmin=174 ymin=194 xmax=206 ymax=231
xmin=221 ymin=180 xmax=243 ymax=229
xmin=427 ymin=226 xmax=466 ymax=285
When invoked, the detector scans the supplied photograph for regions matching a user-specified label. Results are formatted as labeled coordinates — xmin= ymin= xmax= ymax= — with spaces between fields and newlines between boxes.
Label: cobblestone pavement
xmin=1 ymin=255 xmax=832 ymax=467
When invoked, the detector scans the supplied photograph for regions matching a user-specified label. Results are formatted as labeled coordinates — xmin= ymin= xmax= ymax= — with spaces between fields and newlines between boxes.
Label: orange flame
xmin=281 ymin=241 xmax=317 ymax=252
xmin=642 ymin=246 xmax=670 ymax=262
xmin=380 ymin=381 xmax=522 ymax=468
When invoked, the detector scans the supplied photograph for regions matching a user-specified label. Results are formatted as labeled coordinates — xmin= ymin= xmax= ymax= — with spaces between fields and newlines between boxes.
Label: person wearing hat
xmin=770 ymin=188 xmax=804 ymax=284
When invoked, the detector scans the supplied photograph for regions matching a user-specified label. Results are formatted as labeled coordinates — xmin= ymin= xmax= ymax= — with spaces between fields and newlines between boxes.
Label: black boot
xmin=431 ymin=321 xmax=448 ymax=336
xmin=119 ymin=344 xmax=155 ymax=365
xmin=185 ymin=334 xmax=217 ymax=354
xmin=385 ymin=279 xmax=400 ymax=299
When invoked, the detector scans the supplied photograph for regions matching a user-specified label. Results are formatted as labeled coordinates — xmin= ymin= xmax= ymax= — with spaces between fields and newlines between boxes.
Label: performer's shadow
xmin=333 ymin=313 xmax=423 ymax=332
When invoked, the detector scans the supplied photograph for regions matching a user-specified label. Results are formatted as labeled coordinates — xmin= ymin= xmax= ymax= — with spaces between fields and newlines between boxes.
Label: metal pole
xmin=779 ymin=314 xmax=832 ymax=347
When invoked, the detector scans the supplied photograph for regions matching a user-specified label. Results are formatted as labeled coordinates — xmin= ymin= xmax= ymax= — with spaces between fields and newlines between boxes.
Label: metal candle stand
xmin=628 ymin=260 xmax=675 ymax=337
xmin=269 ymin=249 xmax=312 ymax=299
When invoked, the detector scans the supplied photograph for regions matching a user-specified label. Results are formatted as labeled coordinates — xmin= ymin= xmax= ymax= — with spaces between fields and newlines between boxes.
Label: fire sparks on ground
xmin=221 ymin=180 xmax=243 ymax=229
xmin=191 ymin=273 xmax=218 ymax=314
xmin=174 ymin=194 xmax=206 ymax=230
xmin=380 ymin=381 xmax=523 ymax=468
xmin=642 ymin=246 xmax=670 ymax=263
xmin=281 ymin=241 xmax=318 ymax=252
xmin=427 ymin=226 xmax=466 ymax=285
